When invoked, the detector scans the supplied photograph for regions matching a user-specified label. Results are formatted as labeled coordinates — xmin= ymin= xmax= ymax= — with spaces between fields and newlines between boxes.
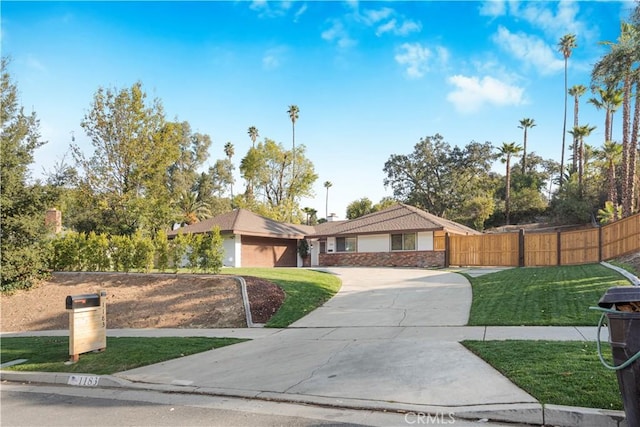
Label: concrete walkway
xmin=0 ymin=267 xmax=621 ymax=425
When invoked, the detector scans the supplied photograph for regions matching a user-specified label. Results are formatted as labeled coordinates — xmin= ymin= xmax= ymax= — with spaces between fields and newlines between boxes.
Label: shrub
xmin=154 ymin=229 xmax=169 ymax=272
xmin=199 ymin=227 xmax=224 ymax=274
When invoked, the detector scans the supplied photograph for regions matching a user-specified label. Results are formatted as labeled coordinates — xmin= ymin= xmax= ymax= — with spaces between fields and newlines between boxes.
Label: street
xmin=1 ymin=383 xmax=523 ymax=427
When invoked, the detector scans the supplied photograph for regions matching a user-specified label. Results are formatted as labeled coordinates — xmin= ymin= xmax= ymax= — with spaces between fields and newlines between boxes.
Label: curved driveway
xmin=292 ymin=267 xmax=472 ymax=327
xmin=119 ymin=267 xmax=537 ymax=414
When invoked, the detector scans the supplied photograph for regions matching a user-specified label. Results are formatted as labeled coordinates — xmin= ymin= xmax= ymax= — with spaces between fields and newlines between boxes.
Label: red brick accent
xmin=319 ymin=251 xmax=445 ymax=268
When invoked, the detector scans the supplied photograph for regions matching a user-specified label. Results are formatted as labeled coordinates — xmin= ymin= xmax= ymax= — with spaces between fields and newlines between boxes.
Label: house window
xmin=320 ymin=240 xmax=326 ymax=254
xmin=336 ymin=237 xmax=356 ymax=252
xmin=391 ymin=233 xmax=416 ymax=251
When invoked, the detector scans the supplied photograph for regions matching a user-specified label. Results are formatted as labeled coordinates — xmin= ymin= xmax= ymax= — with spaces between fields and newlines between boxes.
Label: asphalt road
xmin=1 ymin=383 xmax=524 ymax=427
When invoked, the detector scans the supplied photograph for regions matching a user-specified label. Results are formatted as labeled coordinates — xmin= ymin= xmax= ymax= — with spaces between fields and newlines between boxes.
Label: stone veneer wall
xmin=319 ymin=251 xmax=445 ymax=268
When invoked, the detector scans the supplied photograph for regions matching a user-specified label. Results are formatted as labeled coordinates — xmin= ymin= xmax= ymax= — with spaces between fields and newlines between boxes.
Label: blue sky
xmin=2 ymin=1 xmax=633 ymax=219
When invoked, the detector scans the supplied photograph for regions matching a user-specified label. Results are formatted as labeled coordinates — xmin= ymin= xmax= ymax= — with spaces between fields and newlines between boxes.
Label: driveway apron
xmin=118 ymin=268 xmax=536 ymax=408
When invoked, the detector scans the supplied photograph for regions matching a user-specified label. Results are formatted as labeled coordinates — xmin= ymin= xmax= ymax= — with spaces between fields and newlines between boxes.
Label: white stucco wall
xmin=222 ymin=234 xmax=241 ymax=267
xmin=417 ymin=231 xmax=434 ymax=251
xmin=357 ymin=234 xmax=389 ymax=253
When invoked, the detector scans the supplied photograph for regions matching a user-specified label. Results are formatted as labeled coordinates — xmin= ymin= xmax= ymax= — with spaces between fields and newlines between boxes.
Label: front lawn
xmin=463 ymin=340 xmax=622 ymax=410
xmin=222 ymin=268 xmax=341 ymax=327
xmin=0 ymin=336 xmax=246 ymax=374
xmin=466 ymin=264 xmax=630 ymax=326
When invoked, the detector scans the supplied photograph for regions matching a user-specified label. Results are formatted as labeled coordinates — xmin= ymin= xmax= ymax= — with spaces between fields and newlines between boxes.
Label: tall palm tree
xmin=287 ymin=105 xmax=299 ymax=221
xmin=224 ymin=142 xmax=234 ymax=200
xmin=247 ymin=126 xmax=259 ymax=148
xmin=598 ymin=141 xmax=623 ymax=219
xmin=498 ymin=142 xmax=523 ymax=225
xmin=589 ymin=86 xmax=624 ymax=143
xmin=568 ymin=85 xmax=587 ymax=171
xmin=568 ymin=124 xmax=596 ymax=194
xmin=517 ymin=118 xmax=536 ymax=172
xmin=323 ymin=180 xmax=332 ymax=219
xmin=592 ymin=22 xmax=639 ymax=217
xmin=558 ymin=33 xmax=577 ymax=188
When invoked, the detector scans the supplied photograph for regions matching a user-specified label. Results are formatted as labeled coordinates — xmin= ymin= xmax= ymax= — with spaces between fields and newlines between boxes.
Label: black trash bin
xmin=597 ymin=286 xmax=640 ymax=427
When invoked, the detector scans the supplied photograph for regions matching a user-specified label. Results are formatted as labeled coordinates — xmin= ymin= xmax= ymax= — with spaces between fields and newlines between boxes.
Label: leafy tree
xmin=596 ymin=141 xmax=623 ymax=217
xmin=498 ymin=142 xmax=523 ymax=225
xmin=302 ymin=207 xmax=318 ymax=225
xmin=558 ymin=33 xmax=577 ymax=188
xmin=374 ymin=197 xmax=397 ymax=212
xmin=74 ymin=82 xmax=176 ymax=234
xmin=51 ymin=231 xmax=85 ymax=271
xmin=598 ymin=201 xmax=623 ymax=224
xmin=186 ymin=233 xmax=202 ymax=273
xmin=85 ymin=231 xmax=110 ymax=271
xmin=224 ymin=142 xmax=235 ymax=200
xmin=154 ymin=229 xmax=170 ymax=272
xmin=518 ymin=118 xmax=536 ymax=173
xmin=1 ymin=58 xmax=55 ymax=291
xmin=199 ymin=227 xmax=224 ymax=274
xmin=165 ymin=121 xmax=211 ymax=200
xmin=131 ymin=231 xmax=155 ymax=272
xmin=170 ymin=232 xmax=189 ymax=272
xmin=383 ymin=134 xmax=496 ymax=220
xmin=568 ymin=124 xmax=596 ymax=194
xmin=239 ymin=139 xmax=317 ymax=222
xmin=568 ymin=85 xmax=587 ymax=171
xmin=460 ymin=196 xmax=495 ymax=231
xmin=110 ymin=235 xmax=135 ymax=272
xmin=248 ymin=126 xmax=259 ymax=148
xmin=346 ymin=198 xmax=375 ymax=219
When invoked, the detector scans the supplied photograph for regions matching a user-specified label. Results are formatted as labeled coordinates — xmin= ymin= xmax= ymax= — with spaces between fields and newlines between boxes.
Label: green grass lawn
xmin=463 ymin=340 xmax=623 ymax=410
xmin=222 ymin=268 xmax=342 ymax=327
xmin=0 ymin=336 xmax=246 ymax=374
xmin=466 ymin=264 xmax=630 ymax=326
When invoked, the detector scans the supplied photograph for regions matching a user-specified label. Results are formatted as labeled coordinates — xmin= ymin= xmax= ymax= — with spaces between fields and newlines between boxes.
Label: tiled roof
xmin=168 ymin=209 xmax=312 ymax=239
xmin=308 ymin=203 xmax=479 ymax=237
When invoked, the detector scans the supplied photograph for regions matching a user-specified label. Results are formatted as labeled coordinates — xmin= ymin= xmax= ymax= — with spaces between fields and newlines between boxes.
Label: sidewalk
xmin=0 ymin=267 xmax=626 ymax=426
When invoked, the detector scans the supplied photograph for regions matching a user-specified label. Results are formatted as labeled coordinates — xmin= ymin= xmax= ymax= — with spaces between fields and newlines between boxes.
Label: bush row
xmin=49 ymin=227 xmax=224 ymax=274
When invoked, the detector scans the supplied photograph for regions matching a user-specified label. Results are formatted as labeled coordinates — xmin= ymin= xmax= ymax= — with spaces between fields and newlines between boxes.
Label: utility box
xmin=66 ymin=290 xmax=107 ymax=362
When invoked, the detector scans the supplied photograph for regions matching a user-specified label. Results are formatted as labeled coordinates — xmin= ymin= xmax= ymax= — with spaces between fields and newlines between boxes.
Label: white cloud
xmin=479 ymin=0 xmax=506 ymax=17
xmin=376 ymin=18 xmax=421 ymax=37
xmin=395 ymin=43 xmax=447 ymax=79
xmin=493 ymin=26 xmax=564 ymax=75
xmin=446 ymin=75 xmax=525 ymax=113
xmin=262 ymin=47 xmax=287 ymax=70
xmin=321 ymin=20 xmax=356 ymax=49
xmin=294 ymin=4 xmax=307 ymax=22
xmin=25 ymin=54 xmax=47 ymax=73
xmin=363 ymin=7 xmax=393 ymax=24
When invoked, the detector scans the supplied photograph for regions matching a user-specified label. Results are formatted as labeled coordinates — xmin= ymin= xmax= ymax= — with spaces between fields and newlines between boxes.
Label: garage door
xmin=241 ymin=236 xmax=297 ymax=267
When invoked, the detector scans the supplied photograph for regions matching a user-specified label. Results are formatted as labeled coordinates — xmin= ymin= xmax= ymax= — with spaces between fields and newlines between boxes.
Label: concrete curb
xmin=0 ymin=370 xmax=626 ymax=426
xmin=601 ymin=261 xmax=640 ymax=286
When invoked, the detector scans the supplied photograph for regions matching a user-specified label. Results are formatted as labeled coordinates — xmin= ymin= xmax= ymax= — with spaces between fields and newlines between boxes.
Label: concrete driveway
xmin=118 ymin=267 xmax=537 ymax=418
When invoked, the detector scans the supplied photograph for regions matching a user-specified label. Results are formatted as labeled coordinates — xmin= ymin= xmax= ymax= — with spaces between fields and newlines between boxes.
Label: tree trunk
xmin=560 ymin=58 xmax=568 ymax=188
xmin=522 ymin=128 xmax=528 ymax=172
xmin=630 ymin=79 xmax=639 ymax=215
xmin=622 ymin=75 xmax=631 ymax=217
xmin=505 ymin=157 xmax=511 ymax=225
xmin=573 ymin=96 xmax=579 ymax=171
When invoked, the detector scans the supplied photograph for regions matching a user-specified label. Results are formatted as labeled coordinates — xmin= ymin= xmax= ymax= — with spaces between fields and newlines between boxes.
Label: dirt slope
xmin=1 ymin=272 xmax=284 ymax=332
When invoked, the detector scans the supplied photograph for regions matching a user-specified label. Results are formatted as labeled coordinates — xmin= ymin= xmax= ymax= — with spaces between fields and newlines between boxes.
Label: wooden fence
xmin=445 ymin=213 xmax=640 ymax=267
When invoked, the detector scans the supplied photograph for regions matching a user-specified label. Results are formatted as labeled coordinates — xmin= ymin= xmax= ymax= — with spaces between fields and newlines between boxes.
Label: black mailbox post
xmin=598 ymin=286 xmax=640 ymax=426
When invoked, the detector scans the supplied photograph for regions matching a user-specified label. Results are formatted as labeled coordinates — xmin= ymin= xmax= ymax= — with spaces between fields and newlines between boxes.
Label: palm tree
xmin=558 ymin=34 xmax=577 ymax=188
xmin=224 ymin=142 xmax=234 ymax=200
xmin=177 ymin=191 xmax=211 ymax=226
xmin=568 ymin=124 xmax=596 ymax=194
xmin=517 ymin=118 xmax=536 ymax=172
xmin=247 ymin=126 xmax=259 ymax=148
xmin=498 ymin=142 xmax=523 ymax=225
xmin=592 ymin=22 xmax=639 ymax=217
xmin=589 ymin=86 xmax=624 ymax=143
xmin=323 ymin=181 xmax=332 ymax=219
xmin=287 ymin=105 xmax=299 ymax=221
xmin=598 ymin=141 xmax=623 ymax=218
xmin=568 ymin=85 xmax=587 ymax=171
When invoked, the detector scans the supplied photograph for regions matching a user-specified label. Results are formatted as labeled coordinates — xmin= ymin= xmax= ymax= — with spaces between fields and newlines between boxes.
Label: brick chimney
xmin=45 ymin=208 xmax=62 ymax=234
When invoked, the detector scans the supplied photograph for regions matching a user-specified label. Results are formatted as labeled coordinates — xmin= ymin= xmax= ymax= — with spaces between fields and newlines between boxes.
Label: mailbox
xmin=66 ymin=290 xmax=107 ymax=362
xmin=65 ymin=293 xmax=102 ymax=310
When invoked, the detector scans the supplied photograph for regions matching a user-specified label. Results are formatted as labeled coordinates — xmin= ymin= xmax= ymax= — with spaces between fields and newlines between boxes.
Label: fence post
xmin=518 ymin=229 xmax=525 ymax=267
xmin=598 ymin=226 xmax=603 ymax=262
xmin=557 ymin=231 xmax=562 ymax=266
xmin=444 ymin=232 xmax=450 ymax=268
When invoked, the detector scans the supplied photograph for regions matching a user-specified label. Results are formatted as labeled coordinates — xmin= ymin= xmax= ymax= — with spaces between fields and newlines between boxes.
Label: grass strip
xmin=463 ymin=340 xmax=622 ymax=410
xmin=222 ymin=268 xmax=341 ymax=328
xmin=467 ymin=264 xmax=630 ymax=326
xmin=0 ymin=336 xmax=246 ymax=375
